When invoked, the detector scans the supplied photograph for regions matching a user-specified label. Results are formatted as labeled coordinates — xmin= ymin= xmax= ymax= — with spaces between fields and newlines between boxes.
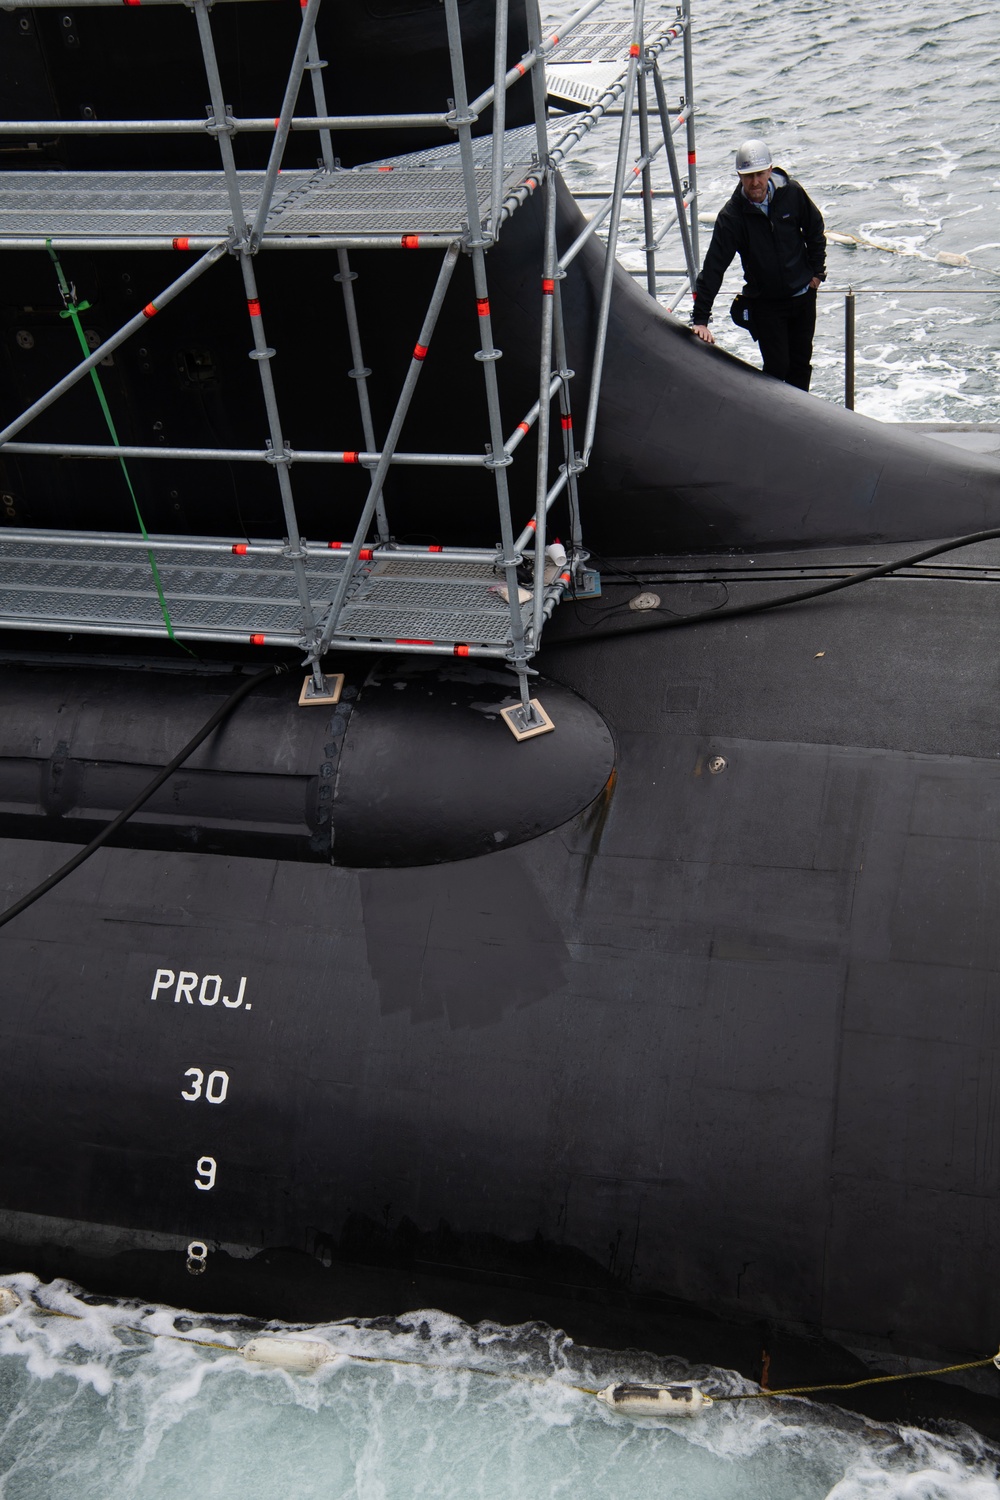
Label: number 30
xmin=181 ymin=1068 xmax=230 ymax=1104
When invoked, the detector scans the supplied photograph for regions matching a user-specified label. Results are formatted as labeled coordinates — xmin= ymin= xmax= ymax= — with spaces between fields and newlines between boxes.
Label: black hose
xmin=549 ymin=528 xmax=1000 ymax=646
xmin=0 ymin=663 xmax=288 ymax=931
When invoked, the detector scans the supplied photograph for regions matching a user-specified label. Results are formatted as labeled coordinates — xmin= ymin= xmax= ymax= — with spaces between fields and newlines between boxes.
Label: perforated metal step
xmin=0 ymin=530 xmax=529 ymax=655
xmin=547 ymin=17 xmax=684 ymax=106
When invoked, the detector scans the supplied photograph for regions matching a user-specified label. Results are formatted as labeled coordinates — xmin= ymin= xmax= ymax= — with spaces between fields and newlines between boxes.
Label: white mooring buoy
xmin=240 ymin=1337 xmax=332 ymax=1374
xmin=596 ymin=1381 xmax=712 ymax=1417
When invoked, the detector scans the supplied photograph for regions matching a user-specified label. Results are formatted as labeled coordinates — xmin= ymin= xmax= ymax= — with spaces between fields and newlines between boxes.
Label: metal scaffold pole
xmin=637 ymin=33 xmax=658 ymax=298
xmin=581 ymin=0 xmax=645 ymax=465
xmin=525 ymin=0 xmax=557 ymax=648
xmin=192 ymin=0 xmax=326 ymax=689
xmin=443 ymin=0 xmax=540 ymax=730
xmin=314 ymin=244 xmax=462 ymax=659
xmin=681 ymin=0 xmax=700 ymax=267
xmin=302 ymin=19 xmax=391 ymax=543
xmin=652 ymin=63 xmax=698 ymax=289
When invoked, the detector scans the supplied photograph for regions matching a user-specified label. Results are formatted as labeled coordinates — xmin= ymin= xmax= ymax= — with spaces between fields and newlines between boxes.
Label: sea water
xmin=1 ymin=1275 xmax=998 ymax=1500
xmin=3 ymin=4 xmax=1000 ymax=1495
xmin=553 ymin=0 xmax=1000 ymax=420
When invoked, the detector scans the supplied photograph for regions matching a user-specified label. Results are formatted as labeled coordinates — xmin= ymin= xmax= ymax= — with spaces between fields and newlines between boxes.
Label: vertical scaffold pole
xmin=306 ymin=33 xmax=336 ymax=171
xmin=302 ymin=18 xmax=389 ymax=541
xmin=652 ymin=62 xmax=697 ymax=289
xmin=488 ymin=0 xmax=509 ymax=241
xmin=314 ymin=246 xmax=461 ymax=658
xmin=444 ymin=0 xmax=535 ymax=718
xmin=552 ymin=281 xmax=583 ymax=563
xmin=581 ymin=0 xmax=645 ymax=465
xmin=637 ymin=37 xmax=658 ymax=298
xmin=681 ymin=0 xmax=700 ymax=267
xmin=192 ymin=0 xmax=323 ymax=681
xmin=525 ymin=0 xmax=555 ymax=647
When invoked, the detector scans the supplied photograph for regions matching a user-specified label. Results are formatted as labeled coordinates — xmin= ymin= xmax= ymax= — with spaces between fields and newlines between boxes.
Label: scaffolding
xmin=0 ymin=0 xmax=698 ymax=734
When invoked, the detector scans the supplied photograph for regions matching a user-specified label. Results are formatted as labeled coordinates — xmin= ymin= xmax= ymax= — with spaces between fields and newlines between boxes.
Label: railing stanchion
xmin=845 ymin=287 xmax=856 ymax=410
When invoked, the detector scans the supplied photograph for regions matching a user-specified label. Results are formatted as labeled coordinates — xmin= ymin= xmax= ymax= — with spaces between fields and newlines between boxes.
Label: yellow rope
xmin=711 ymin=1353 xmax=1000 ymax=1402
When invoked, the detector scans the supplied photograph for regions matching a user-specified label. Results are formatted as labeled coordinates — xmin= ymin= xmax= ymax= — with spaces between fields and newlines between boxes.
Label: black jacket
xmin=692 ymin=169 xmax=826 ymax=325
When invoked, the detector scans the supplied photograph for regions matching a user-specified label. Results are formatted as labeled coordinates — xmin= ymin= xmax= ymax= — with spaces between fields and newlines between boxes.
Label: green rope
xmin=46 ymin=241 xmax=190 ymax=651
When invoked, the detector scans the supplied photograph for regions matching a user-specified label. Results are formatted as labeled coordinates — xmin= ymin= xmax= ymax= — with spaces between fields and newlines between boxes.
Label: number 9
xmin=195 ymin=1156 xmax=217 ymax=1191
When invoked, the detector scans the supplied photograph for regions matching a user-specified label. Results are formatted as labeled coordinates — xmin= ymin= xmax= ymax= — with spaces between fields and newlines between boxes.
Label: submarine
xmin=2 ymin=0 xmax=1000 ymax=1399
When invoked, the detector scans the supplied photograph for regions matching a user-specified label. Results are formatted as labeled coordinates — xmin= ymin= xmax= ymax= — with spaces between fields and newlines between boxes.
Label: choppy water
xmin=1 ymin=1276 xmax=999 ymax=1500
xmin=554 ymin=0 xmax=1000 ymax=419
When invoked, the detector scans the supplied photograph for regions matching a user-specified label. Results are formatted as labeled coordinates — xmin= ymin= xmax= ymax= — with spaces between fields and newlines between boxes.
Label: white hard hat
xmin=735 ymin=139 xmax=772 ymax=174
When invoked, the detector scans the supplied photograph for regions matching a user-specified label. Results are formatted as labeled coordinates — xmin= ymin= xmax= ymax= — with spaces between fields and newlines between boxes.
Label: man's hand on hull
xmin=692 ymin=324 xmax=715 ymax=344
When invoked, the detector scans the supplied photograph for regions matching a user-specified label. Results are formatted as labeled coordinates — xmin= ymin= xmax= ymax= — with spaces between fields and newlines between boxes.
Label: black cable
xmin=0 ymin=663 xmax=288 ymax=931
xmin=545 ymin=528 xmax=1000 ymax=647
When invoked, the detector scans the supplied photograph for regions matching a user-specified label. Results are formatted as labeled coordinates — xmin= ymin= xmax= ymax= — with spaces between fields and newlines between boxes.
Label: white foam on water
xmin=1 ymin=1278 xmax=998 ymax=1500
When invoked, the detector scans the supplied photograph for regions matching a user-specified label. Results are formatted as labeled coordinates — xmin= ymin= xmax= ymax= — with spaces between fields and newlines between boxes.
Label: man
xmin=691 ymin=139 xmax=826 ymax=391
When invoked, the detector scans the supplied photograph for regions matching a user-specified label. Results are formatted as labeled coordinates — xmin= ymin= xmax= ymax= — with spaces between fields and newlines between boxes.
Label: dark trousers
xmin=752 ymin=289 xmax=817 ymax=391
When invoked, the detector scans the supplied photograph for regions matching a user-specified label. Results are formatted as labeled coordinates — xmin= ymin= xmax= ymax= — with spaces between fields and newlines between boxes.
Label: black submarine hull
xmin=2 ymin=0 xmax=1000 ymax=1390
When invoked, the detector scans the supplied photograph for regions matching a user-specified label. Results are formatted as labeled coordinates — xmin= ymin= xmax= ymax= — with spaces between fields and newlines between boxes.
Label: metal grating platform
xmin=547 ymin=17 xmax=683 ymax=106
xmin=0 ymin=149 xmax=541 ymax=244
xmin=0 ymin=531 xmax=528 ymax=654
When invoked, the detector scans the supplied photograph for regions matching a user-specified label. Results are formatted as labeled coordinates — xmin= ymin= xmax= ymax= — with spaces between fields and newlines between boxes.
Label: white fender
xmin=596 ymin=1381 xmax=712 ymax=1417
xmin=240 ymin=1337 xmax=331 ymax=1374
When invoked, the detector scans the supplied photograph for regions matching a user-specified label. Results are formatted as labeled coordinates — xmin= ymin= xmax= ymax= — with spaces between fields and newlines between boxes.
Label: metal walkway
xmin=0 ymin=531 xmax=525 ymax=656
xmin=0 ymin=158 xmax=540 ymax=247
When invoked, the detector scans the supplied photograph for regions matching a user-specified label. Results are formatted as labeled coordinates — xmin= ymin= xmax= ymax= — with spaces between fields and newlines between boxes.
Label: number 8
xmin=195 ymin=1156 xmax=217 ymax=1191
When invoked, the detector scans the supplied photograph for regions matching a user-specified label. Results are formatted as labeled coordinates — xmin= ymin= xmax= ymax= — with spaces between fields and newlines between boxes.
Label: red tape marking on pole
xmin=561 ymin=415 xmax=573 ymax=430
xmin=247 ymin=299 xmax=261 ymax=317
xmin=172 ymin=236 xmax=190 ymax=251
xmin=378 ymin=165 xmax=394 ymax=173
xmin=453 ymin=644 xmax=470 ymax=657
xmin=629 ymin=42 xmax=640 ymax=56
xmin=525 ymin=517 xmax=537 ymax=531
xmin=428 ymin=545 xmax=444 ymax=552
xmin=396 ymin=638 xmax=434 ymax=646
xmin=688 ymin=151 xmax=697 ymax=164
xmin=413 ymin=343 xmax=429 ymax=361
xmin=542 ymin=279 xmax=555 ymax=294
xmin=517 ymin=420 xmax=531 ymax=434
xmin=141 ymin=302 xmax=158 ymax=319
xmin=401 ymin=234 xmax=420 ymax=249
xmin=476 ymin=298 xmax=490 ymax=317
xmin=359 ymin=548 xmax=374 ymax=560
xmin=328 ymin=541 xmax=343 ymax=549
xmin=344 ymin=451 xmax=360 ymax=464
xmin=250 ymin=633 xmax=265 ymax=645
xmin=232 ymin=543 xmax=248 ymax=555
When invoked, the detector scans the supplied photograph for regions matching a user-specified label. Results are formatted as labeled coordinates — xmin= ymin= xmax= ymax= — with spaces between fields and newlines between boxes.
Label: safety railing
xmin=819 ymin=286 xmax=1000 ymax=410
